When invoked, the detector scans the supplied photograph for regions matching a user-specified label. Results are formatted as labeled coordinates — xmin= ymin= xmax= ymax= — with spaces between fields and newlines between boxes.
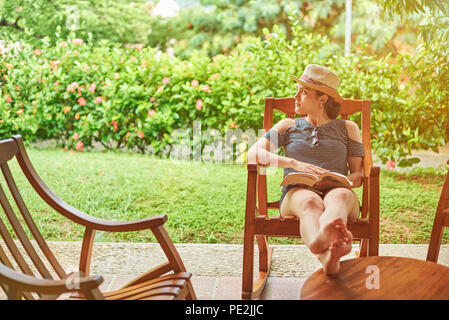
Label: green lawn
xmin=1 ymin=147 xmax=448 ymax=244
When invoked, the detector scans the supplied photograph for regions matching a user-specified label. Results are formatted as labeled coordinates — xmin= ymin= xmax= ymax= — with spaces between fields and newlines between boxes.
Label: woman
xmin=247 ymin=64 xmax=365 ymax=275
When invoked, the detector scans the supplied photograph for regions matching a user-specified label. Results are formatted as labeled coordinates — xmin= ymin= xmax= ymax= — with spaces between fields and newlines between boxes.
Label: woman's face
xmin=294 ymin=84 xmax=319 ymax=114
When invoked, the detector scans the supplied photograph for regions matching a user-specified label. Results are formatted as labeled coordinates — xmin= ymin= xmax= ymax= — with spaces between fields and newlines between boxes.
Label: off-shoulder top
xmin=264 ymin=117 xmax=365 ymax=194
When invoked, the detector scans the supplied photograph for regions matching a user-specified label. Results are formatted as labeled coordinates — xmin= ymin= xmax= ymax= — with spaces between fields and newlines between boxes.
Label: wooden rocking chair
xmin=242 ymin=97 xmax=380 ymax=300
xmin=0 ymin=135 xmax=196 ymax=300
xmin=426 ymin=159 xmax=449 ymax=263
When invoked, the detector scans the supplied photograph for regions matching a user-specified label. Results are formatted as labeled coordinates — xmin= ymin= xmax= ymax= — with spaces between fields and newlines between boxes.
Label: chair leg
xmin=254 ymin=235 xmax=273 ymax=298
xmin=256 ymin=235 xmax=269 ymax=272
xmin=185 ymin=280 xmax=197 ymax=300
xmin=242 ymin=234 xmax=273 ymax=300
xmin=359 ymin=239 xmax=368 ymax=257
xmin=427 ymin=210 xmax=446 ymax=263
xmin=368 ymin=237 xmax=379 ymax=256
xmin=241 ymin=228 xmax=254 ymax=300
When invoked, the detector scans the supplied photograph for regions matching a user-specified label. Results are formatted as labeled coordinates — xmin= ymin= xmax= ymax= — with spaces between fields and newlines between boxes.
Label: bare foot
xmin=319 ymin=238 xmax=353 ymax=275
xmin=309 ymin=217 xmax=349 ymax=254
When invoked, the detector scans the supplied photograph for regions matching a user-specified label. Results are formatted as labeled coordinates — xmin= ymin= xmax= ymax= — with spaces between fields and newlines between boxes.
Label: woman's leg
xmin=320 ymin=188 xmax=360 ymax=226
xmin=280 ymin=187 xmax=324 ymax=247
xmin=314 ymin=188 xmax=360 ymax=274
xmin=280 ymin=187 xmax=359 ymax=275
xmin=308 ymin=188 xmax=359 ymax=254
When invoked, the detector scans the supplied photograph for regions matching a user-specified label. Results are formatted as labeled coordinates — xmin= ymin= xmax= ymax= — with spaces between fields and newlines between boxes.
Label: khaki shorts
xmin=279 ymin=185 xmax=361 ymax=223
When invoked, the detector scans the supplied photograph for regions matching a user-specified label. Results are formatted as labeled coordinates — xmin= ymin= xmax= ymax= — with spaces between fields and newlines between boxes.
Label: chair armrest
xmin=0 ymin=265 xmax=103 ymax=298
xmin=50 ymin=196 xmax=168 ymax=231
xmin=73 ymin=212 xmax=168 ymax=232
xmin=24 ymin=180 xmax=168 ymax=232
xmin=247 ymin=163 xmax=259 ymax=172
xmin=365 ymin=165 xmax=380 ymax=179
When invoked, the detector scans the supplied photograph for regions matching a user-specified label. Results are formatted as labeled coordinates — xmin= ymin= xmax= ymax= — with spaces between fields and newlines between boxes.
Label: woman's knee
xmin=281 ymin=190 xmax=324 ymax=218
xmin=299 ymin=196 xmax=325 ymax=213
xmin=324 ymin=188 xmax=356 ymax=203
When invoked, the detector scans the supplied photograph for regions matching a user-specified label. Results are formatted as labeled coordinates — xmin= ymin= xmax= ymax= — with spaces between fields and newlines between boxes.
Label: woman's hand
xmin=290 ymin=159 xmax=330 ymax=176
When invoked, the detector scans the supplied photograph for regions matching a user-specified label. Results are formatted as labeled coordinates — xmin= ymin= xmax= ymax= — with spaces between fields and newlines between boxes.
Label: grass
xmin=1 ymin=147 xmax=448 ymax=245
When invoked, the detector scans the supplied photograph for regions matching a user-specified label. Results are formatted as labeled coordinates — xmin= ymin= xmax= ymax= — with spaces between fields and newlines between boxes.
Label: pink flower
xmin=209 ymin=73 xmax=219 ymax=81
xmin=137 ymin=131 xmax=144 ymax=139
xmin=5 ymin=96 xmax=12 ymax=103
xmin=150 ymin=97 xmax=155 ymax=102
xmin=162 ymin=77 xmax=170 ymax=85
xmin=94 ymin=96 xmax=103 ymax=104
xmin=113 ymin=73 xmax=120 ymax=80
xmin=229 ymin=121 xmax=238 ymax=129
xmin=111 ymin=120 xmax=118 ymax=132
xmin=264 ymin=33 xmax=273 ymax=41
xmin=16 ymin=109 xmax=24 ymax=116
xmin=196 ymin=99 xmax=203 ymax=111
xmin=72 ymin=38 xmax=84 ymax=45
xmin=386 ymin=160 xmax=396 ymax=170
xmin=61 ymin=41 xmax=68 ymax=48
xmin=191 ymin=79 xmax=199 ymax=87
xmin=67 ymin=81 xmax=79 ymax=93
xmin=201 ymin=84 xmax=210 ymax=93
xmin=135 ymin=43 xmax=143 ymax=51
xmin=77 ymin=97 xmax=86 ymax=106
xmin=148 ymin=109 xmax=155 ymax=118
xmin=75 ymin=141 xmax=83 ymax=151
xmin=73 ymin=132 xmax=79 ymax=141
xmin=88 ymin=83 xmax=96 ymax=94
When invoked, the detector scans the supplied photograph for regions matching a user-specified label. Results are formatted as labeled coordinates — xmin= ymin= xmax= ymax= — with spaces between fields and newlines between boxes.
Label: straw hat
xmin=290 ymin=64 xmax=343 ymax=102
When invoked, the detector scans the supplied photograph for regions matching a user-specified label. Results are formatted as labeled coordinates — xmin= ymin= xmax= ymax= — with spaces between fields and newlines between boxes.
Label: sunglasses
xmin=307 ymin=128 xmax=319 ymax=147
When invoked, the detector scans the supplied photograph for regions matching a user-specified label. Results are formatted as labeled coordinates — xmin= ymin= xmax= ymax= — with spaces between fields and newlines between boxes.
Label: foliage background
xmin=0 ymin=0 xmax=448 ymax=166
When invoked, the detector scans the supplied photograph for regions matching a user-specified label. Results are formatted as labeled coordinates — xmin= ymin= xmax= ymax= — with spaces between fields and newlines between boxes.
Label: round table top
xmin=300 ymin=256 xmax=449 ymax=300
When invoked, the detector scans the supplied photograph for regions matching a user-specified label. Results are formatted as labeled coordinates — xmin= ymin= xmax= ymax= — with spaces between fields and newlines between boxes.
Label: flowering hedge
xmin=0 ymin=26 xmax=446 ymax=166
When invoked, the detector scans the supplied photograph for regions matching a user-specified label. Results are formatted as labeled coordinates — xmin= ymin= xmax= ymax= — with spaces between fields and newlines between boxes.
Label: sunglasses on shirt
xmin=309 ymin=128 xmax=319 ymax=147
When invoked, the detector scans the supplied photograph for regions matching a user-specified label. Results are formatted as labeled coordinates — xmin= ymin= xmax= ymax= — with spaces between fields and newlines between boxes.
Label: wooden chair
xmin=242 ymin=97 xmax=380 ymax=300
xmin=426 ymin=159 xmax=449 ymax=263
xmin=0 ymin=135 xmax=196 ymax=300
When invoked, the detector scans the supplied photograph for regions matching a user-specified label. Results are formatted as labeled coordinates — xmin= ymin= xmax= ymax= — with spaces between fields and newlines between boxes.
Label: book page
xmin=280 ymin=172 xmax=318 ymax=187
xmin=318 ymin=172 xmax=353 ymax=186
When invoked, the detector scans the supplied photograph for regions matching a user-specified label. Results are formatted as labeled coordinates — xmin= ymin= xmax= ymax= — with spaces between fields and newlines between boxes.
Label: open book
xmin=280 ymin=171 xmax=353 ymax=192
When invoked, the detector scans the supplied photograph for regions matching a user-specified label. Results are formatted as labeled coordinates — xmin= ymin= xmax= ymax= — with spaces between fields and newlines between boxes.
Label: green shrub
xmin=0 ymin=24 xmax=446 ymax=165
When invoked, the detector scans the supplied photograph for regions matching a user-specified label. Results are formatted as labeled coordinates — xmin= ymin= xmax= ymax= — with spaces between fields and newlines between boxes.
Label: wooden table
xmin=300 ymin=256 xmax=449 ymax=300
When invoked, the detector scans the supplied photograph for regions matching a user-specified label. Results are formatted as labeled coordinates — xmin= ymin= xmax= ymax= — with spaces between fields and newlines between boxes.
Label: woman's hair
xmin=315 ymin=90 xmax=341 ymax=119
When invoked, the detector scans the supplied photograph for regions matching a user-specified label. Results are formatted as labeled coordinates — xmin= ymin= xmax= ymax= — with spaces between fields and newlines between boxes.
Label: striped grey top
xmin=264 ymin=117 xmax=365 ymax=193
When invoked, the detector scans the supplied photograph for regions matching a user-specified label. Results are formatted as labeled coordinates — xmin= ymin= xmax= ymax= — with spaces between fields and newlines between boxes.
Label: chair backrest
xmin=0 ymin=136 xmax=66 ymax=299
xmin=258 ymin=97 xmax=373 ymax=216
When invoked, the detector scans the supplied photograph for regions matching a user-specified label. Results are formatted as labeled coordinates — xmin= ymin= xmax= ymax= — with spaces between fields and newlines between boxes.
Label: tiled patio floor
xmin=98 ymin=274 xmax=306 ymax=300
xmin=1 ymin=243 xmax=449 ymax=300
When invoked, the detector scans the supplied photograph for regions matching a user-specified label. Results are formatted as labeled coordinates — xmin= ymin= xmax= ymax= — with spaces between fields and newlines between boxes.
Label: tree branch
xmin=0 ymin=18 xmax=43 ymax=39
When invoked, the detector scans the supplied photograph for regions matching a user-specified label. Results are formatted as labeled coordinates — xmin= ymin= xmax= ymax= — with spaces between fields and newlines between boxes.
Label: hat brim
xmin=289 ymin=74 xmax=344 ymax=103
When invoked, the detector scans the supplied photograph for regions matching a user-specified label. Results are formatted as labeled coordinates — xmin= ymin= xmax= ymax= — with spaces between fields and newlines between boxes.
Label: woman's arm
xmin=247 ymin=118 xmax=294 ymax=168
xmin=346 ymin=120 xmax=364 ymax=188
xmin=247 ymin=118 xmax=330 ymax=176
